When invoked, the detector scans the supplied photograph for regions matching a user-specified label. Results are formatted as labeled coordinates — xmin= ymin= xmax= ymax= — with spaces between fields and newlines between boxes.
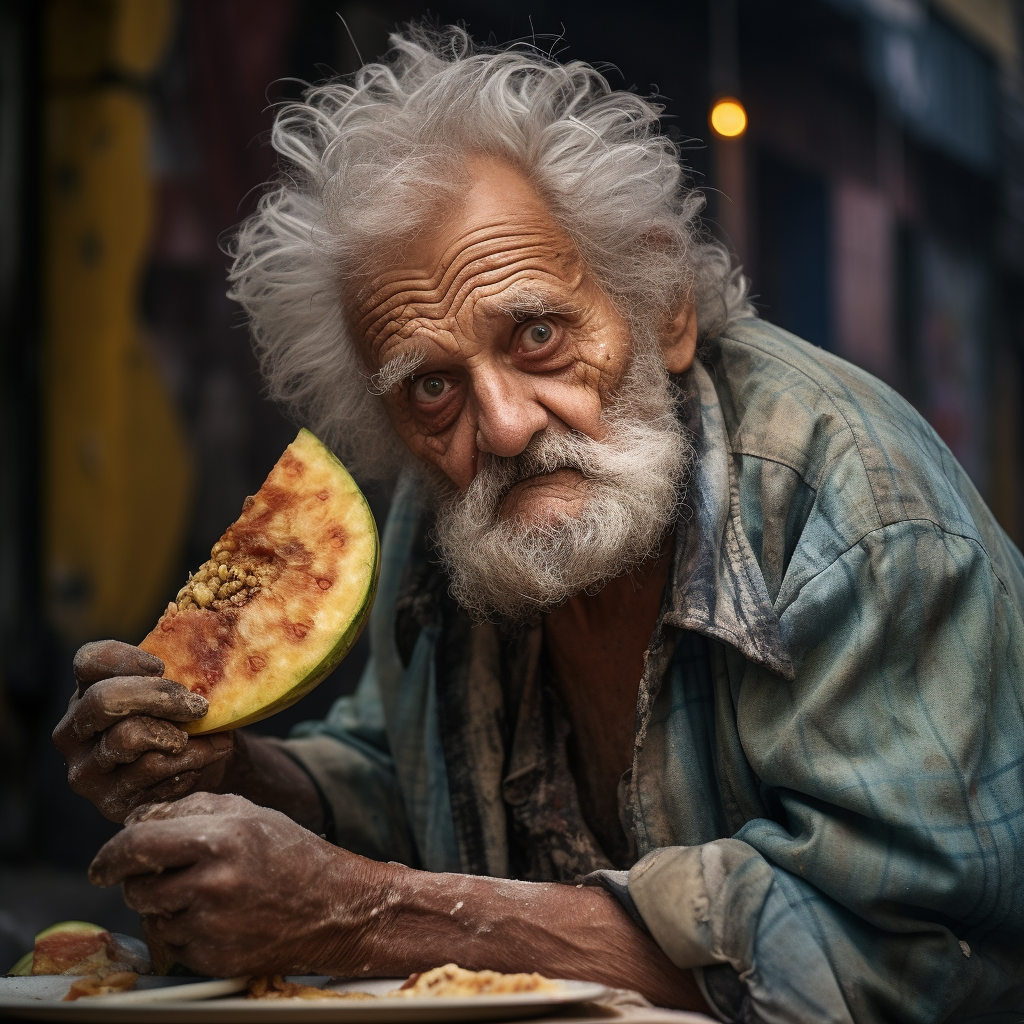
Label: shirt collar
xmin=662 ymin=360 xmax=795 ymax=681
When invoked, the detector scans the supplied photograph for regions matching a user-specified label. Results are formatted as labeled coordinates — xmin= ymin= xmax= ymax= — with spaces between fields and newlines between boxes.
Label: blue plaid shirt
xmin=286 ymin=318 xmax=1024 ymax=1022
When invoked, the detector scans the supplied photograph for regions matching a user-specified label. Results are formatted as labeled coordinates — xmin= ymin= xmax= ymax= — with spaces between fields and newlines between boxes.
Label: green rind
xmin=7 ymin=951 xmax=33 ymax=977
xmin=34 ymin=922 xmax=106 ymax=941
xmin=188 ymin=430 xmax=380 ymax=734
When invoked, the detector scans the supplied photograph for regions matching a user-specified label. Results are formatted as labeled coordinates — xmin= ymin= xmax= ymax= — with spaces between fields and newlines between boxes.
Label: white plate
xmin=0 ymin=976 xmax=609 ymax=1023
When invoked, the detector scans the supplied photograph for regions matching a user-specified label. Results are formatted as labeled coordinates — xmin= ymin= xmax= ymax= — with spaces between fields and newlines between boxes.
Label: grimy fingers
xmin=69 ymin=677 xmax=208 ymax=742
xmin=136 ymin=771 xmax=205 ymax=806
xmin=74 ymin=640 xmax=164 ymax=691
xmin=121 ymin=870 xmax=197 ymax=917
xmin=69 ymin=739 xmax=231 ymax=797
xmin=88 ymin=817 xmax=222 ymax=887
xmin=94 ymin=717 xmax=190 ymax=771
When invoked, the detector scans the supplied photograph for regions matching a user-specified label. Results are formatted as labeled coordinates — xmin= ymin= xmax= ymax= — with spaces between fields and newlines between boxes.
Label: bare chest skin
xmin=544 ymin=535 xmax=675 ymax=863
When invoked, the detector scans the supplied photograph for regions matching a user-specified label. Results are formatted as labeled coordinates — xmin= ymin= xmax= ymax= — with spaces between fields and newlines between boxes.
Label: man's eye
xmin=521 ymin=321 xmax=554 ymax=351
xmin=412 ymin=375 xmax=449 ymax=403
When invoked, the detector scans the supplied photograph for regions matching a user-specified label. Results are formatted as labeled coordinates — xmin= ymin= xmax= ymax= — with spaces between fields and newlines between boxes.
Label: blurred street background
xmin=1 ymin=0 xmax=1023 ymax=967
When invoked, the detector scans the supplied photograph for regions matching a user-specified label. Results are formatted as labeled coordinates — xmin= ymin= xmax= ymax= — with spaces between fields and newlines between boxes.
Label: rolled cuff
xmin=628 ymin=844 xmax=741 ymax=968
xmin=581 ymin=868 xmax=648 ymax=931
xmin=627 ymin=842 xmax=851 ymax=1024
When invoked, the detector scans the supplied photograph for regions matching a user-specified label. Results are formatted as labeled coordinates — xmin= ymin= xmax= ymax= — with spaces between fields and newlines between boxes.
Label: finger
xmin=74 ymin=640 xmax=164 ymax=690
xmin=94 ymin=717 xmax=189 ymax=771
xmin=138 ymin=771 xmax=204 ymax=805
xmin=126 ymin=790 xmax=253 ymax=825
xmin=122 ymin=871 xmax=196 ymax=917
xmin=69 ymin=741 xmax=232 ymax=811
xmin=125 ymin=746 xmax=234 ymax=808
xmin=140 ymin=919 xmax=191 ymax=968
xmin=95 ymin=771 xmax=203 ymax=823
xmin=142 ymin=912 xmax=203 ymax=953
xmin=70 ymin=677 xmax=208 ymax=741
xmin=68 ymin=740 xmax=229 ymax=805
xmin=88 ymin=818 xmax=222 ymax=887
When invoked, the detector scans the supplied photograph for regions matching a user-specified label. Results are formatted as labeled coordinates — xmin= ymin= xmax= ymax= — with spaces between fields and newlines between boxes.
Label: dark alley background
xmin=1 ymin=0 xmax=1022 ymax=967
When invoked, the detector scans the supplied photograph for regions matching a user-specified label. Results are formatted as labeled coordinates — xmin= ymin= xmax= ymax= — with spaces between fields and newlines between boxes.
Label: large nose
xmin=472 ymin=367 xmax=550 ymax=458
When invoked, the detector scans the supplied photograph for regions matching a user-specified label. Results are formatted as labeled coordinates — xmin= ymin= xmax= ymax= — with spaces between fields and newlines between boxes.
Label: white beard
xmin=429 ymin=353 xmax=693 ymax=625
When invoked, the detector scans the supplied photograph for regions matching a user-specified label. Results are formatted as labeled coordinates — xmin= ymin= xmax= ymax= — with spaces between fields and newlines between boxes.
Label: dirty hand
xmin=53 ymin=639 xmax=234 ymax=822
xmin=89 ymin=793 xmax=386 ymax=977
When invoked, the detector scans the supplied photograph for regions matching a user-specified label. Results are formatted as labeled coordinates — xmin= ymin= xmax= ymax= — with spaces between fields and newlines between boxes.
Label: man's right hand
xmin=53 ymin=640 xmax=235 ymax=822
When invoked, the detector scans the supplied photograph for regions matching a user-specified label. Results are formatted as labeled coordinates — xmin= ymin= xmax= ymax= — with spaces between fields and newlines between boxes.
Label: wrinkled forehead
xmin=349 ymin=156 xmax=585 ymax=359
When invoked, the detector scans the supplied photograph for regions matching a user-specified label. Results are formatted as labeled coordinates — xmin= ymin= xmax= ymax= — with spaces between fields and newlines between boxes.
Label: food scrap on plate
xmin=8 ymin=920 xmax=152 ymax=979
xmin=246 ymin=976 xmax=375 ymax=1000
xmin=63 ymin=971 xmax=139 ymax=1001
xmin=244 ymin=965 xmax=558 ymax=1001
xmin=395 ymin=964 xmax=556 ymax=997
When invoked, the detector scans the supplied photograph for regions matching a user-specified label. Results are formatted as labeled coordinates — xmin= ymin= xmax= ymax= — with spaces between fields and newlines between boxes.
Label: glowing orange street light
xmin=710 ymin=97 xmax=748 ymax=138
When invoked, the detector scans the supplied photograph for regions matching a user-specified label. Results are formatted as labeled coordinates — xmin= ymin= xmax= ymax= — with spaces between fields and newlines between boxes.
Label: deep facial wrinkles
xmin=357 ymin=224 xmax=579 ymax=360
xmin=358 ymin=217 xmax=566 ymax=321
xmin=362 ymin=257 xmax=565 ymax=362
xmin=349 ymin=156 xmax=646 ymax=495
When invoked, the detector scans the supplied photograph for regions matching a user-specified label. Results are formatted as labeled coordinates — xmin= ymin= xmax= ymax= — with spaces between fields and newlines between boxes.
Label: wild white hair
xmin=228 ymin=24 xmax=753 ymax=480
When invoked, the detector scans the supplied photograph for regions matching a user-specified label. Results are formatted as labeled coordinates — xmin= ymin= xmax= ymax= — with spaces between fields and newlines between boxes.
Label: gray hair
xmin=227 ymin=24 xmax=753 ymax=480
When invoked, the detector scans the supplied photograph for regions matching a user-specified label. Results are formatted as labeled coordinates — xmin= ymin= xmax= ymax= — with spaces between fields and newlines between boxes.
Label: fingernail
xmin=209 ymin=733 xmax=232 ymax=749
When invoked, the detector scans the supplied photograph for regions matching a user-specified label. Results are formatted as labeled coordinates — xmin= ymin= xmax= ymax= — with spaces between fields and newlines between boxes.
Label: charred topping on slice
xmin=174 ymin=536 xmax=273 ymax=613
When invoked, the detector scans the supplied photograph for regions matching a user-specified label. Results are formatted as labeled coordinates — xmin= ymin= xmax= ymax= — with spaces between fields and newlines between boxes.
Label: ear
xmin=660 ymin=300 xmax=698 ymax=374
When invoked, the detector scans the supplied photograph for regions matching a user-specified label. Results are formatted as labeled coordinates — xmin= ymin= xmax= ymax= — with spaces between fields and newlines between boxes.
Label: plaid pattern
xmin=287 ymin=319 xmax=1024 ymax=1022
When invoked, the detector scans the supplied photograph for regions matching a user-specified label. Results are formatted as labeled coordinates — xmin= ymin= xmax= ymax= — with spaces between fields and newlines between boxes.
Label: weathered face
xmin=354 ymin=156 xmax=695 ymax=526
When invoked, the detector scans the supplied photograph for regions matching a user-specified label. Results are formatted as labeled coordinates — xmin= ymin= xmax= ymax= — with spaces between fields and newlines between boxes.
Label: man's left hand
xmin=88 ymin=792 xmax=386 ymax=977
xmin=90 ymin=792 xmax=708 ymax=1011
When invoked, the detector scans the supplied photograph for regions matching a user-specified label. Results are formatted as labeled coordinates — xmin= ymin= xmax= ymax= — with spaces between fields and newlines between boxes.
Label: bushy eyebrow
xmin=366 ymin=346 xmax=427 ymax=396
xmin=496 ymin=289 xmax=582 ymax=322
xmin=366 ymin=290 xmax=578 ymax=396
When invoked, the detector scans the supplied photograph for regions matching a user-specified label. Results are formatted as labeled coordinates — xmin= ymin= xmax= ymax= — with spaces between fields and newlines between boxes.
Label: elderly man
xmin=54 ymin=27 xmax=1024 ymax=1023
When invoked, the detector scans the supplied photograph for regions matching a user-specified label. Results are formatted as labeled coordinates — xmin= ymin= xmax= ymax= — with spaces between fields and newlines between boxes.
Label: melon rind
xmin=140 ymin=429 xmax=379 ymax=734
xmin=34 ymin=923 xmax=107 ymax=941
xmin=8 ymin=952 xmax=33 ymax=977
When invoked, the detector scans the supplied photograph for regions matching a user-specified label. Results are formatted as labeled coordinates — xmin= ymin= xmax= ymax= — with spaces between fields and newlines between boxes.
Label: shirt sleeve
xmin=628 ymin=520 xmax=1024 ymax=1023
xmin=281 ymin=655 xmax=418 ymax=865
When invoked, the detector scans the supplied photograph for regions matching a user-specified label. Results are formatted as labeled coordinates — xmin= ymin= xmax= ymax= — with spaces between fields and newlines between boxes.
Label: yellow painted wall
xmin=44 ymin=0 xmax=192 ymax=641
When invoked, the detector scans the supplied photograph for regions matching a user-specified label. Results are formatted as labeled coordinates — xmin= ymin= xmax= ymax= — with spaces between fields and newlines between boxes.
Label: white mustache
xmin=431 ymin=358 xmax=693 ymax=625
xmin=473 ymin=434 xmax=608 ymax=514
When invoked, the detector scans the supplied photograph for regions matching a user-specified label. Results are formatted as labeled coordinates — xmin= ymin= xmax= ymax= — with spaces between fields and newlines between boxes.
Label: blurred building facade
xmin=725 ymin=0 xmax=1024 ymax=533
xmin=0 ymin=0 xmax=1021 ymax=885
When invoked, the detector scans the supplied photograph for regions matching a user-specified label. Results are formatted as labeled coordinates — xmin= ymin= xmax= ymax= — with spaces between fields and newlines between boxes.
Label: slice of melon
xmin=7 ymin=921 xmax=152 ymax=977
xmin=139 ymin=429 xmax=379 ymax=734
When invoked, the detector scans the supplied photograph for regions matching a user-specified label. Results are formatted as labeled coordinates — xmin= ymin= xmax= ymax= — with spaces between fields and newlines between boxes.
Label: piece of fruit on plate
xmin=140 ymin=429 xmax=379 ymax=734
xmin=7 ymin=921 xmax=151 ymax=977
